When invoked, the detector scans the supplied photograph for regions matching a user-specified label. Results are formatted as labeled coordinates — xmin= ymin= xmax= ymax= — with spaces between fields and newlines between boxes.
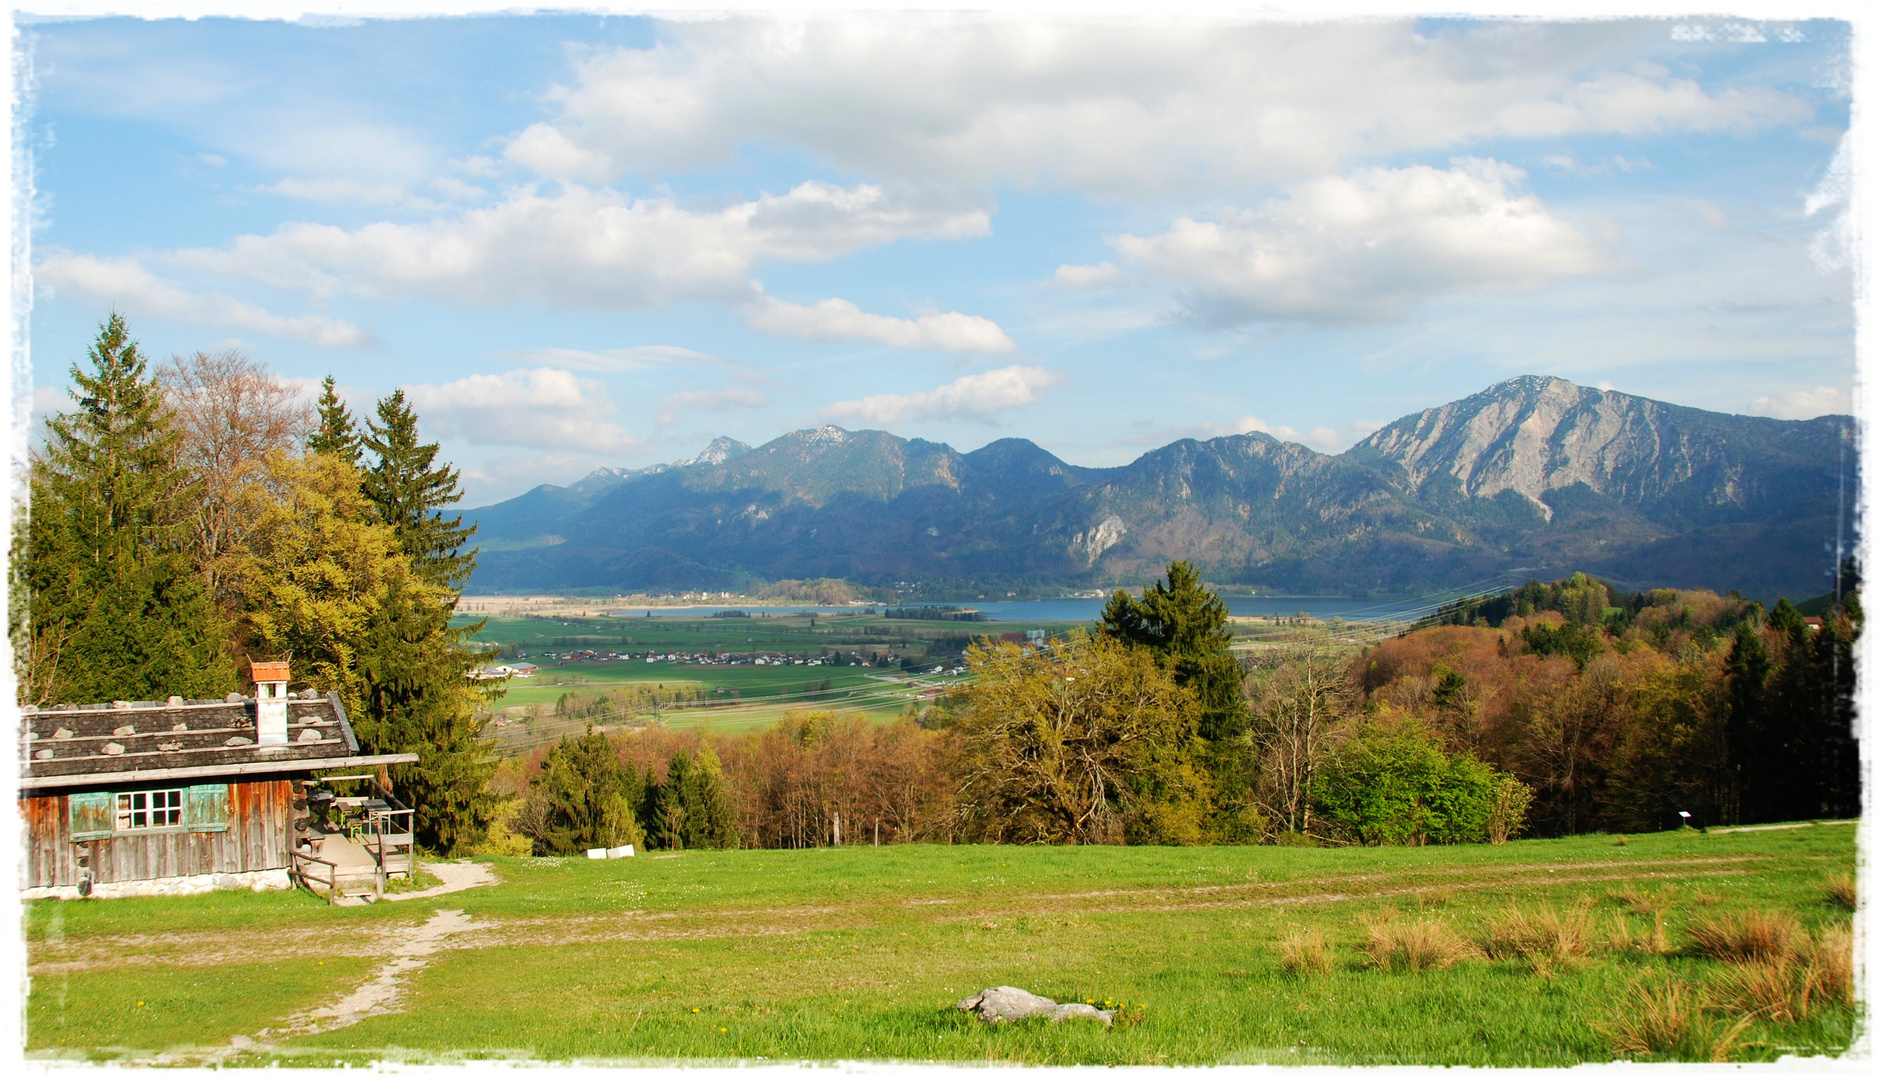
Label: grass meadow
xmin=23 ymin=822 xmax=1861 ymax=1066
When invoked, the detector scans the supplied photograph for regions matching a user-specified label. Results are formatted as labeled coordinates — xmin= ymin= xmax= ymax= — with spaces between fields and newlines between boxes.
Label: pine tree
xmin=308 ymin=375 xmax=361 ymax=465
xmin=12 ymin=315 xmax=233 ymax=704
xmin=361 ymin=389 xmax=475 ymax=591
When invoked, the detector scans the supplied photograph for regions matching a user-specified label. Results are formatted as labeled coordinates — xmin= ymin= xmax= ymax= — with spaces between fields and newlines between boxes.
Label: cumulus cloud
xmin=405 ymin=367 xmax=638 ymax=453
xmin=1200 ymin=413 xmax=1346 ymax=453
xmin=656 ymin=382 xmax=770 ymax=426
xmin=821 ymin=364 xmax=1063 ymax=425
xmin=747 ymin=296 xmax=1015 ymax=352
xmin=1749 ymin=385 xmax=1849 ymax=420
xmin=34 ymin=252 xmax=371 ymax=347
xmin=1112 ymin=159 xmax=1605 ymax=324
xmin=501 ymin=19 xmax=1811 ymax=196
xmin=171 ymin=181 xmax=989 ymax=309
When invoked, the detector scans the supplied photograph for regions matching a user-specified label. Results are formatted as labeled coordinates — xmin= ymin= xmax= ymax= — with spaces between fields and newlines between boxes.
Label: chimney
xmin=251 ymin=660 xmax=291 ymax=746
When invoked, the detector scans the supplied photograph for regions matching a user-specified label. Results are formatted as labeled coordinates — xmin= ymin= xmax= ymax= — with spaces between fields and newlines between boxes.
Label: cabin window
xmin=115 ymin=789 xmax=184 ymax=831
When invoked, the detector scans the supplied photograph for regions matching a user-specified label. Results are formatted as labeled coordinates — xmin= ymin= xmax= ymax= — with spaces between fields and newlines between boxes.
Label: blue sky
xmin=17 ymin=11 xmax=1855 ymax=505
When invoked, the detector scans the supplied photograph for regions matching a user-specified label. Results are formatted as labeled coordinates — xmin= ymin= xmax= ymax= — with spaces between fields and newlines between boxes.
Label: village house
xmin=18 ymin=661 xmax=417 ymax=901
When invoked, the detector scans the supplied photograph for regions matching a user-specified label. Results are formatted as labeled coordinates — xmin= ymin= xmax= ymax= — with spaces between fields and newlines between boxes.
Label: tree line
xmin=513 ymin=564 xmax=1858 ymax=851
xmin=11 ymin=315 xmax=498 ymax=852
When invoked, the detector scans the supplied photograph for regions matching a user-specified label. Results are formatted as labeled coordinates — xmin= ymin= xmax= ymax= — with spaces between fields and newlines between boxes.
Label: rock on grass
xmin=956 ymin=986 xmax=1116 ymax=1027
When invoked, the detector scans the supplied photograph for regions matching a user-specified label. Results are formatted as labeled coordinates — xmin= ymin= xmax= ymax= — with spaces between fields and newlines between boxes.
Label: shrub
xmin=1360 ymin=916 xmax=1476 ymax=972
xmin=1685 ymin=909 xmax=1804 ymax=965
xmin=1312 ymin=716 xmax=1522 ymax=845
xmin=1277 ymin=928 xmax=1333 ymax=976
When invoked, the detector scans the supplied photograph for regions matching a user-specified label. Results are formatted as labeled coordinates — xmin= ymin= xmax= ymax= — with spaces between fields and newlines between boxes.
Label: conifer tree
xmin=12 ymin=314 xmax=233 ymax=704
xmin=347 ymin=388 xmax=498 ymax=852
xmin=361 ymin=389 xmax=475 ymax=590
xmin=308 ymin=375 xmax=361 ymax=465
xmin=1099 ymin=561 xmax=1257 ymax=838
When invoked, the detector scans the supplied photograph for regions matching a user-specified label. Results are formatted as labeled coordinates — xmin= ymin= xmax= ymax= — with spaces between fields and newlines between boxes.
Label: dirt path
xmin=383 ymin=860 xmax=498 ymax=902
xmin=23 ymin=852 xmax=1774 ymax=977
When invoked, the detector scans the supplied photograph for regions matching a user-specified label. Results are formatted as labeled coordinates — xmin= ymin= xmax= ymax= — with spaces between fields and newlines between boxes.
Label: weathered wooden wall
xmin=20 ymin=780 xmax=293 ymax=889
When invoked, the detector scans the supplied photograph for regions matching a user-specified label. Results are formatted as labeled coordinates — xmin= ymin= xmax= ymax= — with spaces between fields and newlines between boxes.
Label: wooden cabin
xmin=18 ymin=661 xmax=417 ymax=900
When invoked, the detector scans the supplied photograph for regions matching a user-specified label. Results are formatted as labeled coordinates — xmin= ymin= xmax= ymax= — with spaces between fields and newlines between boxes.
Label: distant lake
xmin=609 ymin=595 xmax=1441 ymax=624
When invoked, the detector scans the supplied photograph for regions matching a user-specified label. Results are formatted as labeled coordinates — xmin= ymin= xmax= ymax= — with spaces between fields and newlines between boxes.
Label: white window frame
xmin=115 ymin=789 xmax=185 ymax=831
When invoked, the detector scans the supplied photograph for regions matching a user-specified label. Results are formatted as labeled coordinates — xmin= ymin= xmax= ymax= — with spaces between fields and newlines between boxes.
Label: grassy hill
xmin=24 ymin=822 xmax=1858 ymax=1065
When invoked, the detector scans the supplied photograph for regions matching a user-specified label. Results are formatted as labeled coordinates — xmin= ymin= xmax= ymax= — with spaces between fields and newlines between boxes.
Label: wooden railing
xmin=290 ymin=848 xmax=340 ymax=905
xmin=368 ymin=807 xmax=416 ymax=891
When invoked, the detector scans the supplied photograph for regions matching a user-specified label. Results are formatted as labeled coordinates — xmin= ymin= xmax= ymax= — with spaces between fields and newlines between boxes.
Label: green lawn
xmin=24 ymin=823 xmax=1860 ymax=1065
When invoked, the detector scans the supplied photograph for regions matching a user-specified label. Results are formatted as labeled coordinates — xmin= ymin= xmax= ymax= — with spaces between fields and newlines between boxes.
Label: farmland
xmin=23 ymin=821 xmax=1860 ymax=1066
xmin=458 ymin=606 xmax=1391 ymax=748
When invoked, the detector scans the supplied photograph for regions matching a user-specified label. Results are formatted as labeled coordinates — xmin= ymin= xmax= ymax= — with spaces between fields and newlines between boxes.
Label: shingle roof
xmin=20 ymin=691 xmax=364 ymax=786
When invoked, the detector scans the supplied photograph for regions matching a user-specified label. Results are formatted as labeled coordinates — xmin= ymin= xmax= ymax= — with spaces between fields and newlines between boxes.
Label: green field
xmin=462 ymin=610 xmax=1016 ymax=741
xmin=24 ymin=823 xmax=1860 ymax=1066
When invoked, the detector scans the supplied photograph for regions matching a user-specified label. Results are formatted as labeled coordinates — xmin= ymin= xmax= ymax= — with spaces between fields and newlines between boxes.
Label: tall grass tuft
xmin=1483 ymin=896 xmax=1595 ymax=964
xmin=1822 ymin=873 xmax=1856 ymax=911
xmin=1710 ymin=958 xmax=1805 ymax=1022
xmin=1801 ymin=924 xmax=1854 ymax=1008
xmin=1605 ymin=908 xmax=1672 ymax=956
xmin=1685 ymin=909 xmax=1804 ymax=965
xmin=1605 ymin=979 xmax=1694 ymax=1058
xmin=1360 ymin=916 xmax=1476 ymax=972
xmin=1608 ymin=883 xmax=1669 ymax=918
xmin=1276 ymin=928 xmax=1333 ymax=976
xmin=1605 ymin=980 xmax=1754 ymax=1062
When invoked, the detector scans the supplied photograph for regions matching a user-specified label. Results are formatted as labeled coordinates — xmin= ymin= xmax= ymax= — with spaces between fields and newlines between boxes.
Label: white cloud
xmin=1804 ymin=134 xmax=1852 ymax=273
xmin=1200 ymin=413 xmax=1346 ymax=453
xmin=747 ymin=296 xmax=1015 ymax=352
xmin=405 ymin=367 xmax=638 ymax=453
xmin=1053 ymin=262 xmax=1122 ymax=288
xmin=821 ymin=364 xmax=1063 ymax=425
xmin=34 ymin=252 xmax=372 ymax=347
xmin=656 ymin=383 xmax=770 ymax=426
xmin=1749 ymin=385 xmax=1848 ymax=420
xmin=170 ymin=181 xmax=989 ymax=309
xmin=504 ymin=19 xmax=1811 ymax=196
xmin=255 ymin=177 xmax=437 ymax=210
xmin=1112 ymin=159 xmax=1605 ymax=324
xmin=491 ymin=345 xmax=737 ymax=372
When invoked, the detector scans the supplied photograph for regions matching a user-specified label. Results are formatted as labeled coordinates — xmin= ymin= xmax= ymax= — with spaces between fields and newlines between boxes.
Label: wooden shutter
xmin=185 ymin=784 xmax=230 ymax=832
xmin=68 ymin=792 xmax=113 ymax=841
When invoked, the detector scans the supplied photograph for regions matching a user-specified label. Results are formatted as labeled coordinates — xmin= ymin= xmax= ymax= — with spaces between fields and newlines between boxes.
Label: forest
xmin=499 ymin=564 xmax=1860 ymax=855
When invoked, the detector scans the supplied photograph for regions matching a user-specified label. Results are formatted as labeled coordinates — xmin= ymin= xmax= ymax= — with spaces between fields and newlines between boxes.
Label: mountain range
xmin=463 ymin=376 xmax=1856 ymax=601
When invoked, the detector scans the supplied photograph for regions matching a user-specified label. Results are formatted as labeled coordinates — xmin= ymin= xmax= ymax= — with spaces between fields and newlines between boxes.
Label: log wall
xmin=20 ymin=780 xmax=294 ymax=889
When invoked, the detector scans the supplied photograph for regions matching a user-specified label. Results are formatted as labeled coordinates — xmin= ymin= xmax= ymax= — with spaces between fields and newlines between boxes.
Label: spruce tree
xmin=349 ymin=388 xmax=498 ymax=852
xmin=13 ymin=314 xmax=232 ymax=704
xmin=308 ymin=375 xmax=361 ymax=465
xmin=361 ymin=389 xmax=475 ymax=590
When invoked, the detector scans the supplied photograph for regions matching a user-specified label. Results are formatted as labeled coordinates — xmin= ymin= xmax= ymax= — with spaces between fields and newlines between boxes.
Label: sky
xmin=11 ymin=7 xmax=1859 ymax=507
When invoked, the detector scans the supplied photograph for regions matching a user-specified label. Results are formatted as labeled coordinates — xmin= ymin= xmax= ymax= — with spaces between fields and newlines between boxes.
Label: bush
xmin=1312 ymin=717 xmax=1525 ymax=845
